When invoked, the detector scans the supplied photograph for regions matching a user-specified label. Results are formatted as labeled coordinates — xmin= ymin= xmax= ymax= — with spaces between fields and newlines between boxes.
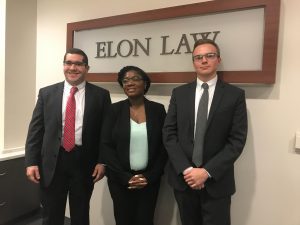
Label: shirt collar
xmin=196 ymin=74 xmax=218 ymax=89
xmin=64 ymin=81 xmax=86 ymax=92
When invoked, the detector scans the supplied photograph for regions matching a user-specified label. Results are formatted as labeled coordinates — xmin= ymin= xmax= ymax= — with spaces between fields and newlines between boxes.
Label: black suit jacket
xmin=163 ymin=78 xmax=247 ymax=198
xmin=25 ymin=81 xmax=111 ymax=187
xmin=102 ymin=98 xmax=167 ymax=186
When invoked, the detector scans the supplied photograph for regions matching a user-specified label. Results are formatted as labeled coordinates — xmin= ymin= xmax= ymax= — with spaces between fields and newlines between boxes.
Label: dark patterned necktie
xmin=192 ymin=83 xmax=209 ymax=167
xmin=63 ymin=86 xmax=78 ymax=151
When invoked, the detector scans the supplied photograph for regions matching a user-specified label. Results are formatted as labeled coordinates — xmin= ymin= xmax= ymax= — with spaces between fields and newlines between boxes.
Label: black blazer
xmin=25 ymin=81 xmax=111 ymax=187
xmin=102 ymin=98 xmax=167 ymax=186
xmin=163 ymin=79 xmax=247 ymax=198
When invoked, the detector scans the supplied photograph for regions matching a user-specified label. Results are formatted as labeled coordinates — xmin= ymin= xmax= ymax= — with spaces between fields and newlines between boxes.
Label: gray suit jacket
xmin=163 ymin=78 xmax=247 ymax=198
xmin=25 ymin=81 xmax=111 ymax=187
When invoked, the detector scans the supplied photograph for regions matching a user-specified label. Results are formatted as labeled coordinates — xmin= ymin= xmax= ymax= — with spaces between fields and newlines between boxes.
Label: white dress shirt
xmin=185 ymin=75 xmax=218 ymax=177
xmin=194 ymin=75 xmax=217 ymax=136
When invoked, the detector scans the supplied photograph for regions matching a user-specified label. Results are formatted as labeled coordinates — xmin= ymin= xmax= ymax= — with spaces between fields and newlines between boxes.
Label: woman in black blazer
xmin=101 ymin=66 xmax=167 ymax=225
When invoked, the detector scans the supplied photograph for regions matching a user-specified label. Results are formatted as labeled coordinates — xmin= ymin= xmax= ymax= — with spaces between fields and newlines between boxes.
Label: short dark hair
xmin=193 ymin=39 xmax=221 ymax=57
xmin=63 ymin=48 xmax=89 ymax=66
xmin=117 ymin=66 xmax=151 ymax=94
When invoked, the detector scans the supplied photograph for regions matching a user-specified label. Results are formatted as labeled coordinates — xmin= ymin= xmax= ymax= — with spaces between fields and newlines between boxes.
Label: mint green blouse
xmin=129 ymin=119 xmax=148 ymax=171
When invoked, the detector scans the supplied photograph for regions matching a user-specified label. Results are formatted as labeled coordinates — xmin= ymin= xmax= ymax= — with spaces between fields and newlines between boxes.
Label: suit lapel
xmin=207 ymin=79 xmax=225 ymax=127
xmin=120 ymin=100 xmax=131 ymax=168
xmin=56 ymin=82 xmax=64 ymax=131
xmin=144 ymin=98 xmax=153 ymax=145
xmin=121 ymin=99 xmax=131 ymax=142
xmin=188 ymin=81 xmax=197 ymax=133
xmin=82 ymin=82 xmax=92 ymax=135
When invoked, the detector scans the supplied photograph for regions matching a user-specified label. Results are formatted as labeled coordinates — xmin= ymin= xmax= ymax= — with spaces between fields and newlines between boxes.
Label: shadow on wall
xmin=154 ymin=175 xmax=182 ymax=225
xmin=231 ymin=109 xmax=256 ymax=225
xmin=99 ymin=180 xmax=114 ymax=225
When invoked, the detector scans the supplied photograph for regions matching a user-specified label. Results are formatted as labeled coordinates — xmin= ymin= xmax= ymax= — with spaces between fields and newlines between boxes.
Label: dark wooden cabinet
xmin=0 ymin=157 xmax=40 ymax=224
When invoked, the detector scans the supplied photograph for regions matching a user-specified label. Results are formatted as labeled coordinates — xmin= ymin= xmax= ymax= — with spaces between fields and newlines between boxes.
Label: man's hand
xmin=92 ymin=163 xmax=105 ymax=183
xmin=26 ymin=166 xmax=40 ymax=184
xmin=128 ymin=174 xmax=148 ymax=189
xmin=183 ymin=168 xmax=209 ymax=190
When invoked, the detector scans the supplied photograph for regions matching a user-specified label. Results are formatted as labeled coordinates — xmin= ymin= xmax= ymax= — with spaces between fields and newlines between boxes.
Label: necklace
xmin=130 ymin=105 xmax=145 ymax=123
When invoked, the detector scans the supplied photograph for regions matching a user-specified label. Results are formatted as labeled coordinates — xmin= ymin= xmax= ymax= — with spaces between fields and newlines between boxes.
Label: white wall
xmin=4 ymin=0 xmax=36 ymax=149
xmin=0 ymin=0 xmax=36 ymax=154
xmin=0 ymin=0 xmax=6 ymax=150
xmin=33 ymin=0 xmax=300 ymax=225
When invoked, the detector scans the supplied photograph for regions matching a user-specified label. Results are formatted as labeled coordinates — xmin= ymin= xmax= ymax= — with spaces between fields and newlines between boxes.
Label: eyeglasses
xmin=122 ymin=76 xmax=143 ymax=85
xmin=192 ymin=53 xmax=219 ymax=62
xmin=63 ymin=61 xmax=86 ymax=67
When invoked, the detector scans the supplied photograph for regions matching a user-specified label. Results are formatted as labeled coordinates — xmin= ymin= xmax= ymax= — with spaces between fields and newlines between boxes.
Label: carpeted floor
xmin=3 ymin=209 xmax=71 ymax=225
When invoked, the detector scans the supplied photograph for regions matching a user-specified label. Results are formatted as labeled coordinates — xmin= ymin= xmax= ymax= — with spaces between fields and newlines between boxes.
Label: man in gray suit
xmin=25 ymin=48 xmax=111 ymax=225
xmin=163 ymin=39 xmax=247 ymax=225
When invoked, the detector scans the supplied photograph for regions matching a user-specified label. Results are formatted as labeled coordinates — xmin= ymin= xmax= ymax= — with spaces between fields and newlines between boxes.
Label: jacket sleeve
xmin=163 ymin=89 xmax=192 ymax=175
xmin=97 ymin=89 xmax=112 ymax=164
xmin=101 ymin=105 xmax=132 ymax=186
xmin=25 ymin=89 xmax=45 ymax=167
xmin=204 ymin=90 xmax=248 ymax=181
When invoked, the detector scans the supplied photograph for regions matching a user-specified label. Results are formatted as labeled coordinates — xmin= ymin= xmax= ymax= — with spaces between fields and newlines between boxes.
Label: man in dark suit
xmin=25 ymin=48 xmax=111 ymax=225
xmin=163 ymin=39 xmax=247 ymax=225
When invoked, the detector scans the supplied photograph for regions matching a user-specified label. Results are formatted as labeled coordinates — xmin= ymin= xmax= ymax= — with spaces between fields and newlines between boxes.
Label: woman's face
xmin=122 ymin=70 xmax=145 ymax=98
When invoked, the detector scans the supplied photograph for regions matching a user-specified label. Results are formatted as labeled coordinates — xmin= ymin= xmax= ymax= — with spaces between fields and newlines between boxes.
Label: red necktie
xmin=63 ymin=86 xmax=78 ymax=151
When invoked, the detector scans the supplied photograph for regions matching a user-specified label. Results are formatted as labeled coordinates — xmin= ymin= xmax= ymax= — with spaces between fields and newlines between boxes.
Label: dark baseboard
xmin=2 ymin=208 xmax=71 ymax=225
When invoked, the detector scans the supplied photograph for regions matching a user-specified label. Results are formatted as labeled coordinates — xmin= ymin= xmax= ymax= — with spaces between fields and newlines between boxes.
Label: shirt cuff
xmin=203 ymin=168 xmax=211 ymax=178
xmin=183 ymin=166 xmax=193 ymax=175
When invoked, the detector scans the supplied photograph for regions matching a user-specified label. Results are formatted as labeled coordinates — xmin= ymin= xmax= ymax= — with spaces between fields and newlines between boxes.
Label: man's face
xmin=192 ymin=43 xmax=221 ymax=82
xmin=63 ymin=53 xmax=89 ymax=86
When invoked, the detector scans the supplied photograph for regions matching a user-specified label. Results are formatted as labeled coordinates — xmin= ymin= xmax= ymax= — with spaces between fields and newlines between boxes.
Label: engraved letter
xmin=160 ymin=35 xmax=174 ymax=55
xmin=133 ymin=38 xmax=151 ymax=56
xmin=95 ymin=42 xmax=106 ymax=58
xmin=174 ymin=34 xmax=192 ymax=54
xmin=117 ymin=40 xmax=133 ymax=57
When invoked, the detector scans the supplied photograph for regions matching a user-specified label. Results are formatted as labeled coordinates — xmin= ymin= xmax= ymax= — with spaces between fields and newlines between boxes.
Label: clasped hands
xmin=128 ymin=174 xmax=148 ymax=189
xmin=183 ymin=167 xmax=209 ymax=190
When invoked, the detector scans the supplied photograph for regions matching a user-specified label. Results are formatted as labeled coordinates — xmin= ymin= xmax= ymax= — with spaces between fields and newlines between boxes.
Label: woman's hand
xmin=128 ymin=174 xmax=148 ymax=189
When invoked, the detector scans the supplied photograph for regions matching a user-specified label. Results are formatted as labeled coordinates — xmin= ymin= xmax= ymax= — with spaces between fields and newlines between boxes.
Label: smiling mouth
xmin=67 ymin=71 xmax=80 ymax=76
